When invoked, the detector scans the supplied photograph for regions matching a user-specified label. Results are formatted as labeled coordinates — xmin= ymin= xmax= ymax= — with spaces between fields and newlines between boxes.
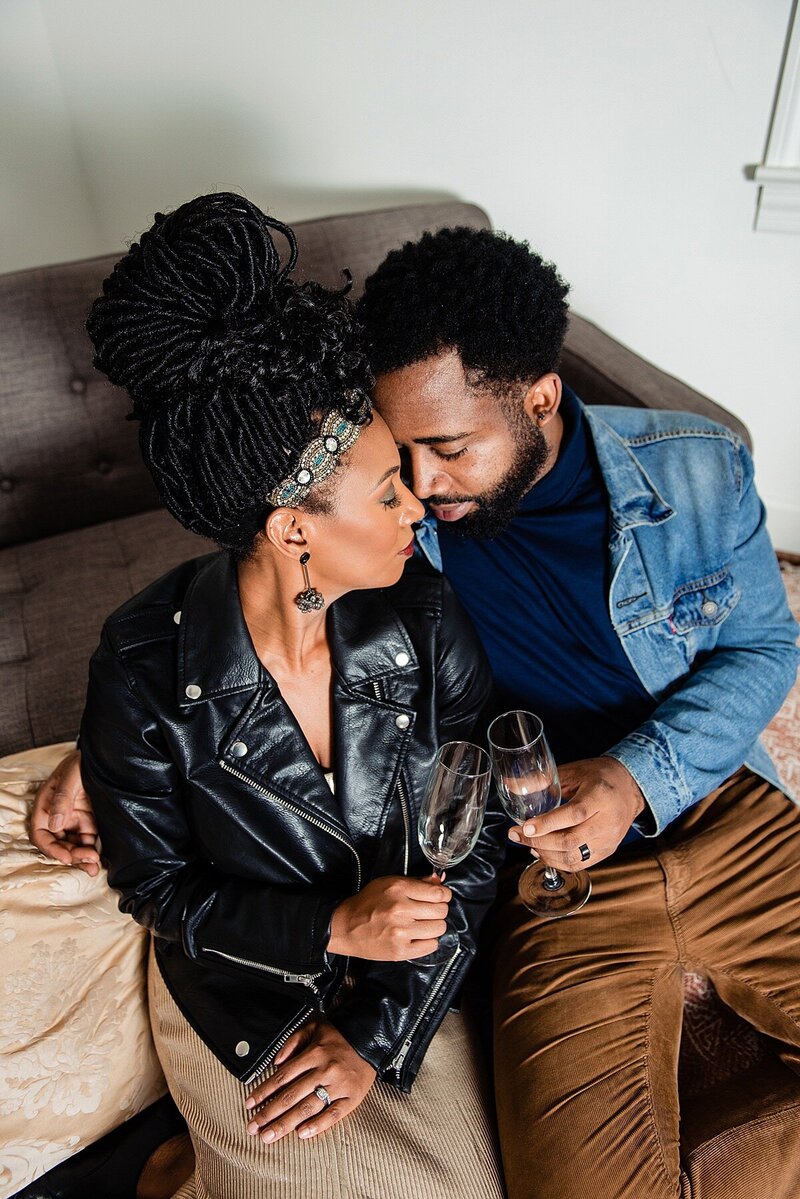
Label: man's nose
xmin=408 ymin=453 xmax=449 ymax=501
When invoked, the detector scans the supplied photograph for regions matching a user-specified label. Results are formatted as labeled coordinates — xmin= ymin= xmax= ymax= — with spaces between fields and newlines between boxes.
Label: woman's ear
xmin=263 ymin=509 xmax=313 ymax=561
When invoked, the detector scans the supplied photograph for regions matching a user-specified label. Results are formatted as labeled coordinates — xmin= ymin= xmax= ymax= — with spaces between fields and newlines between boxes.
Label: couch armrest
xmin=562 ymin=312 xmax=751 ymax=450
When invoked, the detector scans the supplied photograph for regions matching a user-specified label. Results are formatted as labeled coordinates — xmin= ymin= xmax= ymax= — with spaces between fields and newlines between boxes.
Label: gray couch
xmin=3 ymin=202 xmax=796 ymax=1198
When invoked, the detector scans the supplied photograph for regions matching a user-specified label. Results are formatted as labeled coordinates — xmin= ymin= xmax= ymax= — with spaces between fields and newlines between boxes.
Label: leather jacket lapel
xmin=328 ymin=590 xmax=420 ymax=848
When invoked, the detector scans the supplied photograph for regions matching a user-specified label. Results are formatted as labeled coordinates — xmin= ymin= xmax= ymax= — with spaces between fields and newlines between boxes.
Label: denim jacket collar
xmin=580 ymin=406 xmax=675 ymax=532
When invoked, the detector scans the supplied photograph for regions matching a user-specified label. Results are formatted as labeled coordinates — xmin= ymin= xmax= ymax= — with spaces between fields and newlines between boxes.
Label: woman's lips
xmin=429 ymin=502 xmax=475 ymax=522
xmin=399 ymin=535 xmax=416 ymax=558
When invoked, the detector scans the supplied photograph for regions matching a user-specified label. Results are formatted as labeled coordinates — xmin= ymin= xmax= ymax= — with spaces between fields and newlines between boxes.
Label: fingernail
xmin=508 ymin=829 xmax=520 ymax=843
xmin=51 ymin=816 xmax=65 ymax=831
xmin=523 ymin=823 xmax=536 ymax=836
xmin=261 ymin=1129 xmax=275 ymax=1143
xmin=246 ymin=1120 xmax=258 ymax=1134
xmin=299 ymin=1128 xmax=315 ymax=1139
xmin=245 ymin=1098 xmax=255 ymax=1110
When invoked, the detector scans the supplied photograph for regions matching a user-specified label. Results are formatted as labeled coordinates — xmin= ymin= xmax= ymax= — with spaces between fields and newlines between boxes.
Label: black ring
xmin=578 ymin=843 xmax=591 ymax=862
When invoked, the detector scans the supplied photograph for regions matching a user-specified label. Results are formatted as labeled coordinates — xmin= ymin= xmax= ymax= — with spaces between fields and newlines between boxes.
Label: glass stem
xmin=542 ymin=865 xmax=565 ymax=891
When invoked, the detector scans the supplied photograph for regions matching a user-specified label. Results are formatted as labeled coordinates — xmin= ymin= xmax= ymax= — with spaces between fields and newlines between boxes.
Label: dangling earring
xmin=294 ymin=552 xmax=325 ymax=612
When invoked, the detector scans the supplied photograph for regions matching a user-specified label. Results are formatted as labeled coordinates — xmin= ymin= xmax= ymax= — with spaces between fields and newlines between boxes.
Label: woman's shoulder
xmin=100 ymin=551 xmax=221 ymax=654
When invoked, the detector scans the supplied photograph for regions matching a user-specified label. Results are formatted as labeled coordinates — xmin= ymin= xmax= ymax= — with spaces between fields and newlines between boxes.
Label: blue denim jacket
xmin=416 ymin=403 xmax=800 ymax=835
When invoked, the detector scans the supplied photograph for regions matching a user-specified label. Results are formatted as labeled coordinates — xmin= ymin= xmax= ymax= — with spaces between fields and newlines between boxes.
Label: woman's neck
xmin=236 ymin=552 xmax=329 ymax=671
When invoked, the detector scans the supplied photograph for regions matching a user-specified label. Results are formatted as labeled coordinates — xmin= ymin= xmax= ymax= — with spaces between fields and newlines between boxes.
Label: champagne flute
xmin=488 ymin=710 xmax=591 ymax=919
xmin=416 ymin=740 xmax=491 ymax=961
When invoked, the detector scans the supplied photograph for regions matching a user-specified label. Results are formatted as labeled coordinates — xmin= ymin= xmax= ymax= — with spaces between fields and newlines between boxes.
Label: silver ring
xmin=579 ymin=843 xmax=591 ymax=862
xmin=314 ymin=1085 xmax=332 ymax=1108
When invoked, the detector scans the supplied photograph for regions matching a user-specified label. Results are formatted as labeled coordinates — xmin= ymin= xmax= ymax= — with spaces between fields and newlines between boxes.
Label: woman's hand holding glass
xmin=328 ymin=874 xmax=452 ymax=961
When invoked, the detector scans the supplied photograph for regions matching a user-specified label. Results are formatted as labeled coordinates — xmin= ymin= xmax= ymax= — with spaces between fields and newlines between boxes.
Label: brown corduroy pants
xmin=492 ymin=769 xmax=800 ymax=1199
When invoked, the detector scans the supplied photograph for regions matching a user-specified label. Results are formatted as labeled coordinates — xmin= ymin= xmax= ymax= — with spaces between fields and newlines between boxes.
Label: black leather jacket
xmin=80 ymin=552 xmax=505 ymax=1091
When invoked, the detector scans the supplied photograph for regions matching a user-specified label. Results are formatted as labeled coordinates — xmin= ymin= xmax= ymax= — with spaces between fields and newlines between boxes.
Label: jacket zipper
xmin=371 ymin=680 xmax=411 ymax=875
xmin=218 ymin=758 xmax=361 ymax=892
xmin=245 ymin=1006 xmax=314 ymax=1085
xmin=388 ymin=942 xmax=463 ymax=1075
xmin=396 ymin=775 xmax=411 ymax=875
xmin=203 ymin=946 xmax=322 ymax=997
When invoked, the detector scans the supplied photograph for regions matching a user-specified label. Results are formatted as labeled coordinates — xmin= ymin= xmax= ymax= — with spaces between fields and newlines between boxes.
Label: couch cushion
xmin=0 ymin=510 xmax=212 ymax=756
xmin=0 ymin=743 xmax=167 ymax=1198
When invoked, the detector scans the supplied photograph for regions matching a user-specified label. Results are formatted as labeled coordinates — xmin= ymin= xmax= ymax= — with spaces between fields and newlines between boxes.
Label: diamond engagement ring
xmin=314 ymin=1085 xmax=332 ymax=1108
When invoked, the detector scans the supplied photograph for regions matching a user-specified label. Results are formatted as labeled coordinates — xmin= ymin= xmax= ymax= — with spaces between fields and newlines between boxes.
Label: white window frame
xmin=755 ymin=6 xmax=800 ymax=233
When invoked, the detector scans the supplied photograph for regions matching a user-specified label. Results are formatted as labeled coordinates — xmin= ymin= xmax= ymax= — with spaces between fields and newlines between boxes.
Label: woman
xmin=73 ymin=193 xmax=505 ymax=1197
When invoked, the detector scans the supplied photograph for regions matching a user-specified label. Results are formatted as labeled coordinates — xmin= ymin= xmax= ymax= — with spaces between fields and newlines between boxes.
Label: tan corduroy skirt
xmin=148 ymin=945 xmax=505 ymax=1199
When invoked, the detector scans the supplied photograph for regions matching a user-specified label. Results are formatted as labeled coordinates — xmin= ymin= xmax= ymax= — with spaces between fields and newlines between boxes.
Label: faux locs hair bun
xmin=86 ymin=193 xmax=373 ymax=557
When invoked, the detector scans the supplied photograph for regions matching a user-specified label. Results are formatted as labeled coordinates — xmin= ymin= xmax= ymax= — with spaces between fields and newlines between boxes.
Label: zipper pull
xmin=392 ymin=1035 xmax=415 ymax=1072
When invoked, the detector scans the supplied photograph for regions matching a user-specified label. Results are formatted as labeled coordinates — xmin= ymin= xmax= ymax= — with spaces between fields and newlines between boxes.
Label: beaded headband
xmin=267 ymin=403 xmax=368 ymax=508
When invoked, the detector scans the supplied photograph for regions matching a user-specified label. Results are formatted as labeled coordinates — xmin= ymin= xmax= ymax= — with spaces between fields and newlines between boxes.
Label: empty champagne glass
xmin=488 ymin=710 xmax=591 ymax=919
xmin=416 ymin=740 xmax=491 ymax=960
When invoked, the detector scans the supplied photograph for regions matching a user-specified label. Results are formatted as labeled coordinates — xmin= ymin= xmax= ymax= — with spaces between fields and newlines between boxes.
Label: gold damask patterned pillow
xmin=0 ymin=743 xmax=166 ymax=1198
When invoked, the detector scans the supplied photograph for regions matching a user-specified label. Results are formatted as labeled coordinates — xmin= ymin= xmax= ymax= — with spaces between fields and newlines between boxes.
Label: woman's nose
xmin=401 ymin=482 xmax=426 ymax=523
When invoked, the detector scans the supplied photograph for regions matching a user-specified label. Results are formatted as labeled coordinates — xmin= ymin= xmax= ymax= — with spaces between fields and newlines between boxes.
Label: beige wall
xmin=3 ymin=0 xmax=799 ymax=549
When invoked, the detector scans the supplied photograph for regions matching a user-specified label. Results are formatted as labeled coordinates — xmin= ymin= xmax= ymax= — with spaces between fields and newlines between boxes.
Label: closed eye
xmin=381 ymin=488 xmax=402 ymax=509
xmin=434 ymin=446 xmax=468 ymax=461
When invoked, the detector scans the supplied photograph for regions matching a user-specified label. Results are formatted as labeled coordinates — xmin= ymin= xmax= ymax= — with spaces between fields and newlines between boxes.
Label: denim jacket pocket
xmin=668 ymin=569 xmax=740 ymax=635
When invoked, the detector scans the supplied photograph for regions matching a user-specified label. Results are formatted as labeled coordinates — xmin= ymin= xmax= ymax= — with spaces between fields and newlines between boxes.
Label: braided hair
xmin=86 ymin=192 xmax=373 ymax=558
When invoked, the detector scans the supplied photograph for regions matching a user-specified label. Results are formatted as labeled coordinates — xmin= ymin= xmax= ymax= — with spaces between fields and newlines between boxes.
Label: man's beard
xmin=431 ymin=423 xmax=550 ymax=540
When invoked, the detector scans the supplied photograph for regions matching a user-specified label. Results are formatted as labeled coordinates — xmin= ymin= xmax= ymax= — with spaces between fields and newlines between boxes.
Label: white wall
xmin=3 ymin=0 xmax=799 ymax=549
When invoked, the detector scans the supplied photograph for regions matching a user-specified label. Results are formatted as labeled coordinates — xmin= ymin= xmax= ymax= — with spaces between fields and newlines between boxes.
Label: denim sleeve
xmin=605 ymin=441 xmax=800 ymax=835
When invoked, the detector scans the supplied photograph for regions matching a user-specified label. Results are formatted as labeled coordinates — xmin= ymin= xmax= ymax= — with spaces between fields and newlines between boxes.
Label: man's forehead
xmin=373 ymin=357 xmax=490 ymax=443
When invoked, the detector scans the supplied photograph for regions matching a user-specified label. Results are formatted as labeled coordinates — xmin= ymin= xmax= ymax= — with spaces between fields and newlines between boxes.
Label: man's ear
xmin=263 ymin=509 xmax=315 ymax=561
xmin=522 ymin=373 xmax=562 ymax=426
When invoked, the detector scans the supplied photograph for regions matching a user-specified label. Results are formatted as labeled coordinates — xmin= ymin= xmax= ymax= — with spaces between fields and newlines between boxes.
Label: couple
xmin=33 ymin=192 xmax=800 ymax=1199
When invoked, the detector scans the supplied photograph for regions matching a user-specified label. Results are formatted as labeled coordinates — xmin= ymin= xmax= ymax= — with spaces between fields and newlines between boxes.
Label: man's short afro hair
xmin=356 ymin=225 xmax=570 ymax=388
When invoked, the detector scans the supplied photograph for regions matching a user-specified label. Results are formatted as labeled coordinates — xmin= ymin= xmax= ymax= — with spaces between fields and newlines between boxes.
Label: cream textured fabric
xmin=0 ymin=742 xmax=166 ymax=1199
xmin=148 ymin=944 xmax=505 ymax=1199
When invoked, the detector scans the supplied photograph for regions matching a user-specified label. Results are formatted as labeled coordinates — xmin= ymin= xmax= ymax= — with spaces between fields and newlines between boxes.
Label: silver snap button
xmin=69 ymin=377 xmax=86 ymax=394
xmin=235 ymin=1040 xmax=250 ymax=1057
xmin=173 ymin=610 xmax=182 ymax=624
xmin=395 ymin=714 xmax=411 ymax=730
xmin=0 ymin=478 xmax=13 ymax=493
xmin=185 ymin=684 xmax=202 ymax=699
xmin=395 ymin=651 xmax=410 ymax=667
xmin=701 ymin=600 xmax=718 ymax=617
xmin=231 ymin=741 xmax=248 ymax=758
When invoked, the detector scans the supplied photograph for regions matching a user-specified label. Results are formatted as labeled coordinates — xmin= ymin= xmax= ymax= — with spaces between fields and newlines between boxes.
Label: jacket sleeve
xmin=327 ymin=578 xmax=507 ymax=1090
xmin=605 ymin=440 xmax=800 ymax=834
xmin=80 ymin=628 xmax=340 ymax=975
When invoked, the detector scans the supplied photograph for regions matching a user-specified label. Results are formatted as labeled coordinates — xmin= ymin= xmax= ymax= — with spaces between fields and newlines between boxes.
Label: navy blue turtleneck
xmin=437 ymin=389 xmax=655 ymax=768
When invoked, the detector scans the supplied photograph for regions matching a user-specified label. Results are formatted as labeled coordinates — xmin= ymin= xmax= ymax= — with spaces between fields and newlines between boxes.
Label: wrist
xmin=327 ymin=899 xmax=351 ymax=956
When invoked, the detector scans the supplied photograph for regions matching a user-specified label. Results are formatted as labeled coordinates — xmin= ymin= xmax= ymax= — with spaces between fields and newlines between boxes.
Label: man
xmin=33 ymin=226 xmax=800 ymax=1198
